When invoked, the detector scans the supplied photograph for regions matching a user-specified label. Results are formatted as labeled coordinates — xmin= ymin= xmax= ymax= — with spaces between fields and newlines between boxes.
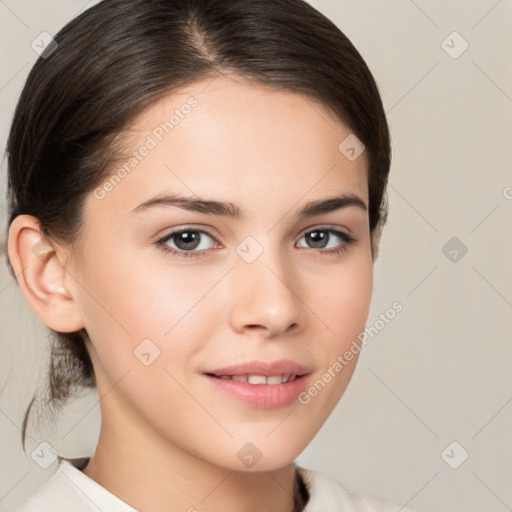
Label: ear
xmin=7 ymin=215 xmax=85 ymax=333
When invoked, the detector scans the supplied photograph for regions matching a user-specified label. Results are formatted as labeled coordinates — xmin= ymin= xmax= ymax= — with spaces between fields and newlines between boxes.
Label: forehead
xmin=85 ymin=76 xmax=368 ymax=224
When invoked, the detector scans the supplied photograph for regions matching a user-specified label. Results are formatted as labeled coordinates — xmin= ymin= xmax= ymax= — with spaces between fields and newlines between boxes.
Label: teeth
xmin=265 ymin=376 xmax=282 ymax=385
xmin=248 ymin=375 xmax=267 ymax=385
xmin=215 ymin=374 xmax=297 ymax=384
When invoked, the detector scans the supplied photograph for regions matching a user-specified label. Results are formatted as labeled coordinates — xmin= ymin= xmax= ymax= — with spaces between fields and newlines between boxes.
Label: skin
xmin=9 ymin=75 xmax=375 ymax=511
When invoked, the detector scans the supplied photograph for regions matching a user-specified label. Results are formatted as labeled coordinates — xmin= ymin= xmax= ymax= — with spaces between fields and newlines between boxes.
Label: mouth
xmin=203 ymin=359 xmax=313 ymax=379
xmin=202 ymin=371 xmax=312 ymax=409
xmin=205 ymin=373 xmax=302 ymax=384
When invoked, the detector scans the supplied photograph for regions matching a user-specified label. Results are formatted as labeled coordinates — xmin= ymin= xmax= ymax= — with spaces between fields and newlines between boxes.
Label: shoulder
xmin=14 ymin=458 xmax=137 ymax=512
xmin=297 ymin=466 xmax=420 ymax=512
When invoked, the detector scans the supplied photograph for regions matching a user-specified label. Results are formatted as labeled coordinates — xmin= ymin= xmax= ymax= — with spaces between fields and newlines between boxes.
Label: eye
xmin=297 ymin=226 xmax=357 ymax=255
xmin=155 ymin=225 xmax=357 ymax=259
xmin=156 ymin=228 xmax=218 ymax=258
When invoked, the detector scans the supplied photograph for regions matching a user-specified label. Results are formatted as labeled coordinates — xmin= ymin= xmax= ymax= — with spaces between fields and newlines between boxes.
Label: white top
xmin=15 ymin=457 xmax=419 ymax=512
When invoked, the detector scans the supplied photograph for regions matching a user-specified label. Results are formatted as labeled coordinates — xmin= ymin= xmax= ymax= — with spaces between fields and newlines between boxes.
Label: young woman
xmin=6 ymin=0 xmax=418 ymax=510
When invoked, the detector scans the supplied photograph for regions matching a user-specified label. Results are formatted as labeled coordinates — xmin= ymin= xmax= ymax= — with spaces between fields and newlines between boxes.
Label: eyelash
xmin=155 ymin=226 xmax=357 ymax=259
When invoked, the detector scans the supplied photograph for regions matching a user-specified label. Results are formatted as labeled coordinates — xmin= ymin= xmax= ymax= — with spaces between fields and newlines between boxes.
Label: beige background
xmin=1 ymin=1 xmax=511 ymax=511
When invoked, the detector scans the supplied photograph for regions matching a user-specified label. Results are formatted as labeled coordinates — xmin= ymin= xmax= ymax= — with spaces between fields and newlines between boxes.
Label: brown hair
xmin=3 ymin=0 xmax=391 ymax=464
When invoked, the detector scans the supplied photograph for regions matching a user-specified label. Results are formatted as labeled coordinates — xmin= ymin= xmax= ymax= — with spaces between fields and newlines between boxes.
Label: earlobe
xmin=7 ymin=215 xmax=85 ymax=333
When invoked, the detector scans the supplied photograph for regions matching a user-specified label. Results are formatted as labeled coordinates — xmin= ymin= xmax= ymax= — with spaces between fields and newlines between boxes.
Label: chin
xmin=223 ymin=439 xmax=305 ymax=473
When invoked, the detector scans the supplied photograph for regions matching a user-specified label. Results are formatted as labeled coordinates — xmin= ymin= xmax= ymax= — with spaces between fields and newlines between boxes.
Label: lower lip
xmin=203 ymin=374 xmax=311 ymax=408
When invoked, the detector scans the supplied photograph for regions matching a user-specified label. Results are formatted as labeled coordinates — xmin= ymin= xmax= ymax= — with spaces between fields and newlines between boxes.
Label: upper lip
xmin=204 ymin=359 xmax=313 ymax=377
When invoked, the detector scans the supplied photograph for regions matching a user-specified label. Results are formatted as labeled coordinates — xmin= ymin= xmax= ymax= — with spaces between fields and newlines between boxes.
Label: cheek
xmin=317 ymin=258 xmax=373 ymax=350
xmin=294 ymin=261 xmax=372 ymax=426
xmin=76 ymin=253 xmax=213 ymax=432
xmin=76 ymin=245 xmax=224 ymax=373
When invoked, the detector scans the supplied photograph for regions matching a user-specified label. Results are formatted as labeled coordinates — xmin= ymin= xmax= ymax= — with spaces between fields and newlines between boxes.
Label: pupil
xmin=176 ymin=231 xmax=199 ymax=250
xmin=308 ymin=230 xmax=327 ymax=248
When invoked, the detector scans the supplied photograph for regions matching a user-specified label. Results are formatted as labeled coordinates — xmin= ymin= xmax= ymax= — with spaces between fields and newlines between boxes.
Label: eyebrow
xmin=130 ymin=192 xmax=367 ymax=218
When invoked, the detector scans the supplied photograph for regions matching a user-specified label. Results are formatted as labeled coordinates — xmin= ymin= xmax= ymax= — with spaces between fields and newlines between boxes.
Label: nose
xmin=228 ymin=244 xmax=304 ymax=338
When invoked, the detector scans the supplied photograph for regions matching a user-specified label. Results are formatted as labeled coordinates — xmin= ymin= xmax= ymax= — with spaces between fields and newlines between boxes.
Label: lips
xmin=204 ymin=359 xmax=313 ymax=378
xmin=203 ymin=372 xmax=312 ymax=408
xmin=202 ymin=359 xmax=313 ymax=408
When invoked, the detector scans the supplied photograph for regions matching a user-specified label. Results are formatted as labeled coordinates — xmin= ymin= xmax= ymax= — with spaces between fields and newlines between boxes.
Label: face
xmin=70 ymin=75 xmax=373 ymax=471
